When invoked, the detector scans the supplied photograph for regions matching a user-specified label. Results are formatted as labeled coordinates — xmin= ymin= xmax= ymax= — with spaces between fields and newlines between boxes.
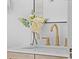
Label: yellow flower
xmin=33 ymin=16 xmax=45 ymax=23
xmin=31 ymin=17 xmax=45 ymax=33
xmin=28 ymin=15 xmax=35 ymax=21
xmin=31 ymin=22 xmax=43 ymax=33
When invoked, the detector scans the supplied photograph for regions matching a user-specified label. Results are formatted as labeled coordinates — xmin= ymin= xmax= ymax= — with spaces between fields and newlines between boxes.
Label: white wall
xmin=7 ymin=0 xmax=33 ymax=48
xmin=68 ymin=0 xmax=72 ymax=47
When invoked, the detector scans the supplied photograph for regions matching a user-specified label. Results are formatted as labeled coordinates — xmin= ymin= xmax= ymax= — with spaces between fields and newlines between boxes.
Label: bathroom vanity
xmin=7 ymin=47 xmax=70 ymax=59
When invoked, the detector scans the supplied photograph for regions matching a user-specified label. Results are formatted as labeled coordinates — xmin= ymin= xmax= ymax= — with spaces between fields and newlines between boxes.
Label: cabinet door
xmin=43 ymin=0 xmax=68 ymax=22
xmin=35 ymin=54 xmax=68 ymax=59
xmin=7 ymin=52 xmax=34 ymax=59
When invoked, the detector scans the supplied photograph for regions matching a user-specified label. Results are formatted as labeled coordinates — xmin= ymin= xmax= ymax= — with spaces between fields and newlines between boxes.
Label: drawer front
xmin=7 ymin=52 xmax=34 ymax=59
xmin=35 ymin=55 xmax=68 ymax=59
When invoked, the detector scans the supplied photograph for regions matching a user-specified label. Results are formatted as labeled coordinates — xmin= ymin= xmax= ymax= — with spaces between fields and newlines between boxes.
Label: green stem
xmin=33 ymin=32 xmax=38 ymax=45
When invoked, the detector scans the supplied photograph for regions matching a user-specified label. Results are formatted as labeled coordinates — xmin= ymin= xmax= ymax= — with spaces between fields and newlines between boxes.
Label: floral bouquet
xmin=19 ymin=15 xmax=47 ymax=46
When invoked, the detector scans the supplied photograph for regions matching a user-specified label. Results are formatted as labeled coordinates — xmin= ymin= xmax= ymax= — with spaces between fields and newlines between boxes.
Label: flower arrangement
xmin=19 ymin=15 xmax=46 ymax=33
xmin=19 ymin=15 xmax=47 ymax=46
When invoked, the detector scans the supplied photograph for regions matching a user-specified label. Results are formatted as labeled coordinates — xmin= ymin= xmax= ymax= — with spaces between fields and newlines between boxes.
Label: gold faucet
xmin=50 ymin=24 xmax=59 ymax=46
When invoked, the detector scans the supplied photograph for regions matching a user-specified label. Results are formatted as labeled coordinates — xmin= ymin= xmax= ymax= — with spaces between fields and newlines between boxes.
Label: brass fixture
xmin=50 ymin=24 xmax=59 ymax=46
xmin=42 ymin=37 xmax=50 ymax=46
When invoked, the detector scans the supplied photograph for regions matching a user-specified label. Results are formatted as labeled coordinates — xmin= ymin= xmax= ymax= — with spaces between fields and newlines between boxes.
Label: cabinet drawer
xmin=35 ymin=54 xmax=68 ymax=59
xmin=7 ymin=52 xmax=34 ymax=59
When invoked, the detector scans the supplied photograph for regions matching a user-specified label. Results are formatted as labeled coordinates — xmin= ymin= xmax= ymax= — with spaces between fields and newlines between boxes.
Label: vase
xmin=30 ymin=32 xmax=39 ymax=47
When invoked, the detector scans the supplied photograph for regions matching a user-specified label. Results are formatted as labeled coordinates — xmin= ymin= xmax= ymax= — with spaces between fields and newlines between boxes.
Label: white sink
xmin=20 ymin=46 xmax=69 ymax=53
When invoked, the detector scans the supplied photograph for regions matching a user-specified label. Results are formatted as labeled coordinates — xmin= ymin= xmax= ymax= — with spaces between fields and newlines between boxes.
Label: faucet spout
xmin=51 ymin=24 xmax=59 ymax=46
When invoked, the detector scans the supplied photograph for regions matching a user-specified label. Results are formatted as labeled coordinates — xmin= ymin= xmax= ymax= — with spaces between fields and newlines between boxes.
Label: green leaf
xmin=19 ymin=17 xmax=33 ymax=28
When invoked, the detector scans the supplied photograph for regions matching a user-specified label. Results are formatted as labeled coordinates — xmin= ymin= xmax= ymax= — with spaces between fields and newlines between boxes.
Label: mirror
xmin=34 ymin=0 xmax=68 ymax=22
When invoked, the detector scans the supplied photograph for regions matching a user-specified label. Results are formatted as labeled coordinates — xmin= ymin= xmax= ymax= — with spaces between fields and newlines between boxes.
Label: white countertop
xmin=7 ymin=46 xmax=70 ymax=58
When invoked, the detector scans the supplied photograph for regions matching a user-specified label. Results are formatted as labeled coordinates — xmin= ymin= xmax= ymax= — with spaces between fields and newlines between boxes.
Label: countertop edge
xmin=7 ymin=49 xmax=69 ymax=58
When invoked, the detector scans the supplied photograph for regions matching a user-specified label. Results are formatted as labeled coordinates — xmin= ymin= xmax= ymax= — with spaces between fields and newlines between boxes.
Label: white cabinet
xmin=43 ymin=0 xmax=68 ymax=22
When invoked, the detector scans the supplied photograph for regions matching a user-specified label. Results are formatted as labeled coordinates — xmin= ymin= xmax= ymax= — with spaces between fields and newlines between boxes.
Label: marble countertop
xmin=7 ymin=46 xmax=70 ymax=57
